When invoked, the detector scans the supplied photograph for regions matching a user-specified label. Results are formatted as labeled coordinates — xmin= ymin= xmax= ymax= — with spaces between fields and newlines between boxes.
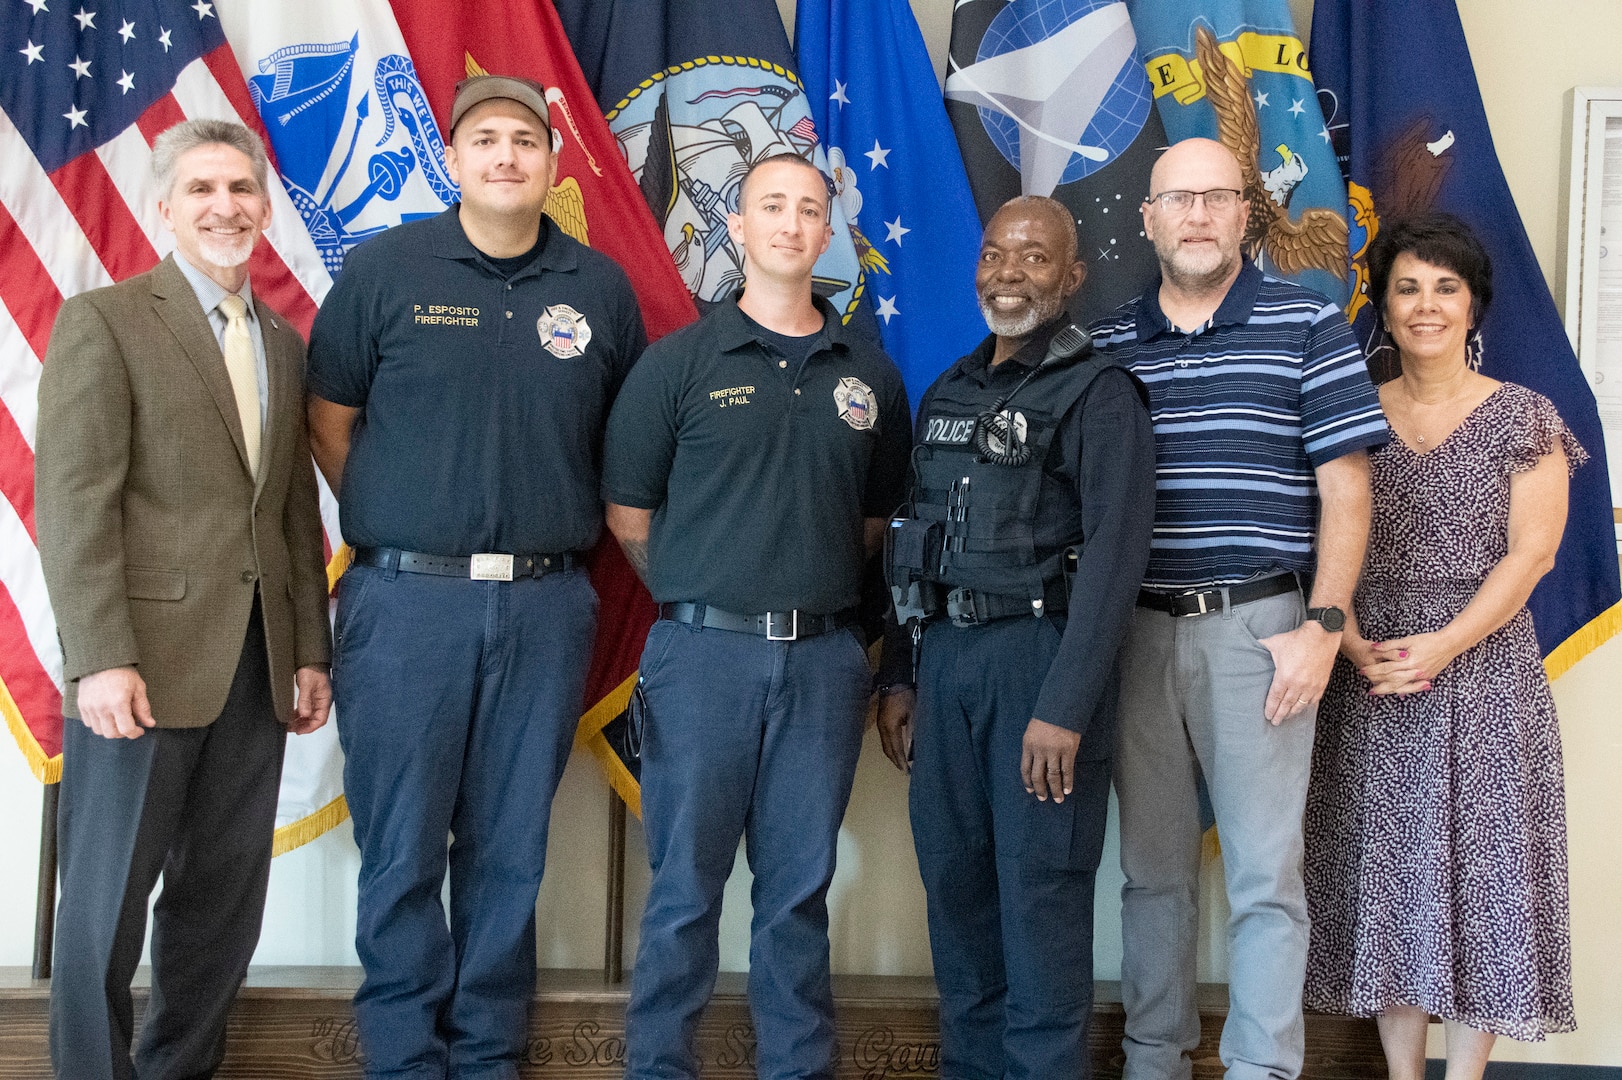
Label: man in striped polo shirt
xmin=1092 ymin=138 xmax=1385 ymax=1080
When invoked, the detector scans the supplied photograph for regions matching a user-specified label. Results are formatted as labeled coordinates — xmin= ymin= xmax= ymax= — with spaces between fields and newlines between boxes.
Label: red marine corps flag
xmin=391 ymin=0 xmax=697 ymax=814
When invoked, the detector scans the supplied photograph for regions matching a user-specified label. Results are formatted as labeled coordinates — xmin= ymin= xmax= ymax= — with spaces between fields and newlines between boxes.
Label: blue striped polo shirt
xmin=1090 ymin=263 xmax=1386 ymax=590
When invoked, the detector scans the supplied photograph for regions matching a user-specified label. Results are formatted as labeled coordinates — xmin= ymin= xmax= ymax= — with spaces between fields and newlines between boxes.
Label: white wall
xmin=1 ymin=0 xmax=1617 ymax=1068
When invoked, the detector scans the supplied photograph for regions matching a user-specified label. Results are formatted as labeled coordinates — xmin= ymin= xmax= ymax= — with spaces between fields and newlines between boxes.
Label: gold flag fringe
xmin=575 ymin=670 xmax=641 ymax=818
xmin=1202 ymin=824 xmax=1222 ymax=865
xmin=1544 ymin=598 xmax=1622 ymax=683
xmin=1 ymin=676 xmax=59 ymax=783
xmin=271 ymin=794 xmax=350 ymax=857
xmin=326 ymin=543 xmax=353 ymax=593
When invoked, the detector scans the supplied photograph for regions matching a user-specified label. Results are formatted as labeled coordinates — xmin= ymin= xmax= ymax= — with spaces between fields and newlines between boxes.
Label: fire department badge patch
xmin=536 ymin=304 xmax=592 ymax=359
xmin=834 ymin=376 xmax=877 ymax=431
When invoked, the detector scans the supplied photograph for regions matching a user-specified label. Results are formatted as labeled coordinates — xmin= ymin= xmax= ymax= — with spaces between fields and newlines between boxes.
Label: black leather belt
xmin=1137 ymin=571 xmax=1300 ymax=617
xmin=658 ymin=602 xmax=856 ymax=641
xmin=352 ymin=546 xmax=582 ymax=581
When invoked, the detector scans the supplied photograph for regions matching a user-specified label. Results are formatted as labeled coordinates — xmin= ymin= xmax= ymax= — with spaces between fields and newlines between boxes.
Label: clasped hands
xmin=1342 ymin=631 xmax=1456 ymax=697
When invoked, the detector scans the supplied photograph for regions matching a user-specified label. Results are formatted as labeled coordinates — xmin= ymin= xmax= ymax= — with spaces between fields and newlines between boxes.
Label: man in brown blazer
xmin=34 ymin=118 xmax=332 ymax=1080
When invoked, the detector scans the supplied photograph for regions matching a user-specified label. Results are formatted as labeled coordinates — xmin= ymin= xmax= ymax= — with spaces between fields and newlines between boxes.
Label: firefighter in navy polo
xmin=305 ymin=75 xmax=647 ymax=1077
xmin=602 ymin=153 xmax=910 ymax=1080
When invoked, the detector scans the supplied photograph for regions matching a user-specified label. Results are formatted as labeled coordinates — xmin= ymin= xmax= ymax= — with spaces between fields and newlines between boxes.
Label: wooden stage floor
xmin=0 ymin=967 xmax=1385 ymax=1077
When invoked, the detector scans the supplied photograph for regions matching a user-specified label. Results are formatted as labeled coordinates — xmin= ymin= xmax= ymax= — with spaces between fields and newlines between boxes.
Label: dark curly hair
xmin=1366 ymin=212 xmax=1493 ymax=324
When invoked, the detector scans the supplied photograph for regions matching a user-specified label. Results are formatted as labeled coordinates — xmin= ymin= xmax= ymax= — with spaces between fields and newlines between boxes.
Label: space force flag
xmin=554 ymin=0 xmax=875 ymax=331
xmin=944 ymin=0 xmax=1167 ymax=328
xmin=794 ymin=0 xmax=986 ymax=408
xmin=1311 ymin=0 xmax=1621 ymax=672
xmin=1127 ymin=0 xmax=1350 ymax=306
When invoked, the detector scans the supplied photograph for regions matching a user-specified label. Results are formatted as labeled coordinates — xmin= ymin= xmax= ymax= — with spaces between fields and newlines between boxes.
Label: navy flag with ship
xmin=555 ymin=0 xmax=877 ymax=331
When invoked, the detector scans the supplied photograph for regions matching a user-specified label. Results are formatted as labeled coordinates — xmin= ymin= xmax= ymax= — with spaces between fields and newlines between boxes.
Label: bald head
xmin=1148 ymin=137 xmax=1245 ymax=198
xmin=1141 ymin=137 xmax=1252 ymax=297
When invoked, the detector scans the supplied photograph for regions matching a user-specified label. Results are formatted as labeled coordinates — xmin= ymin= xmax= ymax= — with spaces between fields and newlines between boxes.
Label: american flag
xmin=1 ymin=0 xmax=692 ymax=846
xmin=0 ymin=0 xmax=337 ymax=787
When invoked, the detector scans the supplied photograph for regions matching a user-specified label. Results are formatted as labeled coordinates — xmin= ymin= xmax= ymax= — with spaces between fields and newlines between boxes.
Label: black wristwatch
xmin=1305 ymin=606 xmax=1346 ymax=632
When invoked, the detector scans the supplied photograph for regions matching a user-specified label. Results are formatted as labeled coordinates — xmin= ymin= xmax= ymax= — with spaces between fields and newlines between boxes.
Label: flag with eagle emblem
xmin=1126 ymin=0 xmax=1351 ymax=307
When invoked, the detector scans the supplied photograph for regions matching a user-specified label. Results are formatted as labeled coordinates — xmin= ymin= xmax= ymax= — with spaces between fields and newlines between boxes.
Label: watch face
xmin=1311 ymin=606 xmax=1346 ymax=632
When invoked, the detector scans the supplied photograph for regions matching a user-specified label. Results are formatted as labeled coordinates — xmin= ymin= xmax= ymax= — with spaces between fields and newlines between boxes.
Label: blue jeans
xmin=624 ymin=618 xmax=871 ymax=1080
xmin=1114 ymin=589 xmax=1315 ymax=1080
xmin=334 ymin=563 xmax=597 ymax=1080
xmin=910 ymin=615 xmax=1112 ymax=1080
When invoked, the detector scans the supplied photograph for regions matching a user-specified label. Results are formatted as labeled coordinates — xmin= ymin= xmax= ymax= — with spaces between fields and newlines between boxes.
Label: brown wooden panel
xmin=0 ymin=968 xmax=1385 ymax=1078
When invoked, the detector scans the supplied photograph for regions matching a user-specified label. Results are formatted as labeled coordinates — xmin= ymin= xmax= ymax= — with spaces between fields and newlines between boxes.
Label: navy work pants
xmin=910 ymin=615 xmax=1112 ymax=1080
xmin=334 ymin=563 xmax=597 ymax=1080
xmin=624 ymin=618 xmax=871 ymax=1080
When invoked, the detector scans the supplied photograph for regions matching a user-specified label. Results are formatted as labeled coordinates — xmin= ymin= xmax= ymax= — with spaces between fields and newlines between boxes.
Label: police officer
xmin=876 ymin=195 xmax=1156 ymax=1079
xmin=305 ymin=76 xmax=647 ymax=1077
xmin=602 ymin=152 xmax=910 ymax=1080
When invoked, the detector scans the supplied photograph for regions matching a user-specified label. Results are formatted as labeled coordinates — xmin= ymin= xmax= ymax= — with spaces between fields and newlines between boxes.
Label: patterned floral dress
xmin=1303 ymin=382 xmax=1582 ymax=1040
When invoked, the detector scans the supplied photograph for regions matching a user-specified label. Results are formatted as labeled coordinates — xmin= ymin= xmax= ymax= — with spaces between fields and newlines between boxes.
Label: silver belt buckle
xmin=766 ymin=610 xmax=799 ymax=641
xmin=1176 ymin=590 xmax=1212 ymax=617
xmin=470 ymin=553 xmax=514 ymax=581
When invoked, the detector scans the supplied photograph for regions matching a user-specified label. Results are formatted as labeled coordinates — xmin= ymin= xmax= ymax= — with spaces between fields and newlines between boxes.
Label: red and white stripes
xmin=0 ymin=43 xmax=341 ymax=780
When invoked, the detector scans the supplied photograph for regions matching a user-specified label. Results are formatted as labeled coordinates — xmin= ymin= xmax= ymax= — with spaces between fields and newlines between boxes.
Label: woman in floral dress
xmin=1303 ymin=213 xmax=1582 ymax=1080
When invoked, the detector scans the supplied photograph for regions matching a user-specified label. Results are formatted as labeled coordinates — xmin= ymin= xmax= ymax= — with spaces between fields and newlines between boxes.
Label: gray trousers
xmin=1114 ymin=589 xmax=1315 ymax=1080
xmin=50 ymin=601 xmax=285 ymax=1080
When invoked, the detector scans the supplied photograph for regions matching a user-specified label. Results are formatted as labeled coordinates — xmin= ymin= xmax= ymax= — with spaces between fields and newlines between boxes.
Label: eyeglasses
xmin=1146 ymin=189 xmax=1245 ymax=213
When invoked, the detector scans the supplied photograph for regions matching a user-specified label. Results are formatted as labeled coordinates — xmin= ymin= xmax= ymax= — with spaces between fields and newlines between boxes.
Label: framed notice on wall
xmin=1562 ymin=86 xmax=1622 ymax=537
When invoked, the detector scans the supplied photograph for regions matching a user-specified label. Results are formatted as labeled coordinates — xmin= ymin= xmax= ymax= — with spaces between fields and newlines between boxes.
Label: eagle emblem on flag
xmin=1193 ymin=25 xmax=1348 ymax=280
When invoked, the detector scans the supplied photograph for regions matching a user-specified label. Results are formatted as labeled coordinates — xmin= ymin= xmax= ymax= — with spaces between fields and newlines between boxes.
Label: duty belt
xmin=658 ymin=602 xmax=856 ymax=641
xmin=1137 ymin=571 xmax=1301 ymax=617
xmin=351 ymin=546 xmax=583 ymax=581
xmin=936 ymin=582 xmax=1067 ymax=627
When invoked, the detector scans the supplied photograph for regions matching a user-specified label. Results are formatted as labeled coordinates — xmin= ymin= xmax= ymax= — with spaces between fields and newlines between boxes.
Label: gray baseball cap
xmin=450 ymin=75 xmax=552 ymax=138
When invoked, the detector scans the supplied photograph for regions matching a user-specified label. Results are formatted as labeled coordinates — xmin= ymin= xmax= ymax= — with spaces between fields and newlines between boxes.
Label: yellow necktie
xmin=217 ymin=293 xmax=261 ymax=479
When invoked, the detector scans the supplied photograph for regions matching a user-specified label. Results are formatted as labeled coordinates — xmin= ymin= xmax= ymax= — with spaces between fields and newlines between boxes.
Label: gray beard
xmin=1159 ymin=242 xmax=1244 ymax=295
xmin=196 ymin=233 xmax=254 ymax=269
xmin=979 ymin=292 xmax=1064 ymax=338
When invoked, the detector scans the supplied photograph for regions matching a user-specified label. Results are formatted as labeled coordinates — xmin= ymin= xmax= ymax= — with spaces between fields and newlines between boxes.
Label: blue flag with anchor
xmin=1126 ymin=0 xmax=1351 ymax=307
xmin=794 ymin=0 xmax=987 ymax=408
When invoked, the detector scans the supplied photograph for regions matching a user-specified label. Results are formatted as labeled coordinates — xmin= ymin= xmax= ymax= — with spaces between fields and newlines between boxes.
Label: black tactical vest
xmin=899 ymin=346 xmax=1129 ymax=610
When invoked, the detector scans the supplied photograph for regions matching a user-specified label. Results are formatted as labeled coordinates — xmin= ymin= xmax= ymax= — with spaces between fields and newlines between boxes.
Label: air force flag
xmin=795 ymin=0 xmax=985 ymax=406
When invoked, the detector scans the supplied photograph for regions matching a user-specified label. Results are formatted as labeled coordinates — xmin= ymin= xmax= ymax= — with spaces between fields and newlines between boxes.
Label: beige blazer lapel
xmin=148 ymin=255 xmax=255 ymax=482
